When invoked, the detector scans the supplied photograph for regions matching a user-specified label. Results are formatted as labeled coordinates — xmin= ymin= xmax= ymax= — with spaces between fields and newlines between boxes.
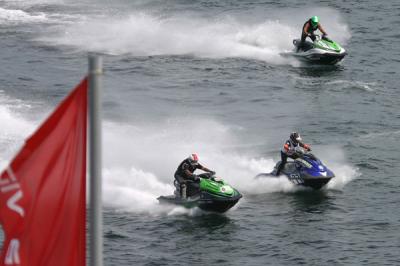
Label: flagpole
xmin=88 ymin=55 xmax=103 ymax=266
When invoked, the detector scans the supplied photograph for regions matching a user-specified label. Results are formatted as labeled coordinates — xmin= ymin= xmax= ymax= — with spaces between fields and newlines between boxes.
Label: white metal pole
xmin=88 ymin=55 xmax=103 ymax=266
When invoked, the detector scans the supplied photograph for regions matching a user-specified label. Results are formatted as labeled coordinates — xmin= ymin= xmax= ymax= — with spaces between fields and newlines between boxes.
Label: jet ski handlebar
xmin=314 ymin=34 xmax=332 ymax=42
xmin=197 ymin=172 xmax=215 ymax=179
xmin=293 ymin=147 xmax=318 ymax=159
xmin=197 ymin=172 xmax=223 ymax=183
xmin=294 ymin=146 xmax=308 ymax=154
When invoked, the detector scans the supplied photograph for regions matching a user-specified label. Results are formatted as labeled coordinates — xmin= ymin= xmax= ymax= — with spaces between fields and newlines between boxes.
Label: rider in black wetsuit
xmin=299 ymin=16 xmax=328 ymax=51
xmin=174 ymin=154 xmax=215 ymax=198
xmin=276 ymin=132 xmax=311 ymax=176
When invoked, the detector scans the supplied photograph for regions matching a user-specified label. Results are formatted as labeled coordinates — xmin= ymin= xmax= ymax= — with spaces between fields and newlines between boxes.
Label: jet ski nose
xmin=220 ymin=185 xmax=234 ymax=195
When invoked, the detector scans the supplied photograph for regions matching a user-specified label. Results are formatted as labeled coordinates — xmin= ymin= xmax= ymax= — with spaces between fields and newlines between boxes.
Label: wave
xmin=326 ymin=80 xmax=383 ymax=93
xmin=321 ymin=147 xmax=360 ymax=190
xmin=0 ymin=7 xmax=48 ymax=25
xmin=101 ymin=120 xmax=293 ymax=215
xmin=0 ymin=94 xmax=35 ymax=169
xmin=0 ymin=104 xmax=358 ymax=214
xmin=36 ymin=7 xmax=351 ymax=64
xmin=1 ymin=0 xmax=64 ymax=7
xmin=0 ymin=98 xmax=358 ymax=215
xmin=101 ymin=119 xmax=358 ymax=214
xmin=1 ymin=0 xmax=352 ymax=64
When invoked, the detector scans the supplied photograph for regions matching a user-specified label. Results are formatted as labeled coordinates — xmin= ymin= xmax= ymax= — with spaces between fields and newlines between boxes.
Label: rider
xmin=299 ymin=16 xmax=328 ymax=50
xmin=174 ymin=154 xmax=215 ymax=198
xmin=276 ymin=132 xmax=311 ymax=176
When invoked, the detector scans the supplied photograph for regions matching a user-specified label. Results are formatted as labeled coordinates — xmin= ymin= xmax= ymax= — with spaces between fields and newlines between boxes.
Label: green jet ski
xmin=158 ymin=173 xmax=242 ymax=213
xmin=291 ymin=35 xmax=347 ymax=64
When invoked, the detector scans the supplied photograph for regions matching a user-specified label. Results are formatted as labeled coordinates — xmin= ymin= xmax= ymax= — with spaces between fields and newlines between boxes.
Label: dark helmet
xmin=310 ymin=16 xmax=319 ymax=29
xmin=290 ymin=132 xmax=302 ymax=144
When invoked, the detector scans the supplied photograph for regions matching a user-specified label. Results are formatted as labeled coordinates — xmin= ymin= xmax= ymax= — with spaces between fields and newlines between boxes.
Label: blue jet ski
xmin=257 ymin=148 xmax=335 ymax=190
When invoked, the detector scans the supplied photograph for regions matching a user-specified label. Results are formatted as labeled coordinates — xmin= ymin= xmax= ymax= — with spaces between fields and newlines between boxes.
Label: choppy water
xmin=1 ymin=0 xmax=400 ymax=265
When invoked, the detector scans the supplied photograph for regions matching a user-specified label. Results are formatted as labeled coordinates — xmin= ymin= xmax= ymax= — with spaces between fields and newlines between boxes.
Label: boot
xmin=181 ymin=184 xmax=187 ymax=199
xmin=276 ymin=162 xmax=284 ymax=176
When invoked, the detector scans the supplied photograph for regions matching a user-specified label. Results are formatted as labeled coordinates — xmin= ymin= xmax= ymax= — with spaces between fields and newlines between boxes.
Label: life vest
xmin=175 ymin=159 xmax=200 ymax=178
xmin=303 ymin=19 xmax=318 ymax=34
xmin=282 ymin=139 xmax=300 ymax=154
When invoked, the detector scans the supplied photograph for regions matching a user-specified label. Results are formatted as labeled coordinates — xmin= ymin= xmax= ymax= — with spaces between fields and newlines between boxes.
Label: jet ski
xmin=158 ymin=173 xmax=242 ymax=213
xmin=256 ymin=147 xmax=335 ymax=190
xmin=290 ymin=35 xmax=347 ymax=64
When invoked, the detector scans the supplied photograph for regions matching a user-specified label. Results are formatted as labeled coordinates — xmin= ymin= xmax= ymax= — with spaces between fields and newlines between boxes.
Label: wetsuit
xmin=298 ymin=19 xmax=328 ymax=51
xmin=174 ymin=159 xmax=211 ymax=197
xmin=276 ymin=139 xmax=310 ymax=175
xmin=301 ymin=19 xmax=318 ymax=43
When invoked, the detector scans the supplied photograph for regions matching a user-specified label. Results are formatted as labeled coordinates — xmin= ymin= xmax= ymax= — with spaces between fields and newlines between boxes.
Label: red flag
xmin=0 ymin=78 xmax=88 ymax=266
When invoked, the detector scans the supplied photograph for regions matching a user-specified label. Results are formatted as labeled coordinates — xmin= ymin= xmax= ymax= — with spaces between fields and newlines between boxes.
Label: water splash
xmin=0 ymin=94 xmax=35 ymax=169
xmin=101 ymin=119 xmax=358 ymax=213
xmin=37 ymin=8 xmax=350 ymax=64
xmin=0 ymin=7 xmax=47 ymax=25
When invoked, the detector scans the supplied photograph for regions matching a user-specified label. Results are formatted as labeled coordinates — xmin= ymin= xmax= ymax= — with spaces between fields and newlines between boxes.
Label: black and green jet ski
xmin=291 ymin=35 xmax=347 ymax=64
xmin=158 ymin=173 xmax=242 ymax=213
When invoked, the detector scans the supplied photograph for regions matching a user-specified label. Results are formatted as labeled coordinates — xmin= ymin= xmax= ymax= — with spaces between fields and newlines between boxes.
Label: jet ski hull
xmin=198 ymin=191 xmax=242 ymax=213
xmin=256 ymin=152 xmax=335 ymax=190
xmin=291 ymin=38 xmax=347 ymax=65
xmin=256 ymin=172 xmax=333 ymax=190
xmin=302 ymin=177 xmax=332 ymax=190
xmin=158 ymin=191 xmax=242 ymax=213
xmin=291 ymin=50 xmax=347 ymax=64
xmin=159 ymin=173 xmax=242 ymax=213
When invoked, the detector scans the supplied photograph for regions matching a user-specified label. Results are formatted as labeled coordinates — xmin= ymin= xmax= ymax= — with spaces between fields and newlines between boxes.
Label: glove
xmin=303 ymin=144 xmax=311 ymax=151
xmin=209 ymin=171 xmax=216 ymax=176
xmin=213 ymin=177 xmax=222 ymax=182
xmin=322 ymin=34 xmax=330 ymax=41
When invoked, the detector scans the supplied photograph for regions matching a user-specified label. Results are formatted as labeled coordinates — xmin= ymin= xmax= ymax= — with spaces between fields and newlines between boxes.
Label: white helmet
xmin=188 ymin=153 xmax=199 ymax=164
xmin=290 ymin=132 xmax=302 ymax=143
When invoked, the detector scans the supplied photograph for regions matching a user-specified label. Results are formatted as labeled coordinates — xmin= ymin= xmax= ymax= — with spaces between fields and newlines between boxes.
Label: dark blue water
xmin=1 ymin=0 xmax=400 ymax=265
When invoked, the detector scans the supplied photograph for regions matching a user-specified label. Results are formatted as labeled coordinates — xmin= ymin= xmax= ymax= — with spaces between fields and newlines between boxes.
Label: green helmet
xmin=310 ymin=16 xmax=319 ymax=28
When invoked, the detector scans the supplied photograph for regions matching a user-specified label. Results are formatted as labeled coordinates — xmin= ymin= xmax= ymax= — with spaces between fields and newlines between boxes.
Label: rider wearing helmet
xmin=174 ymin=154 xmax=215 ymax=198
xmin=299 ymin=16 xmax=328 ymax=50
xmin=276 ymin=132 xmax=311 ymax=176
